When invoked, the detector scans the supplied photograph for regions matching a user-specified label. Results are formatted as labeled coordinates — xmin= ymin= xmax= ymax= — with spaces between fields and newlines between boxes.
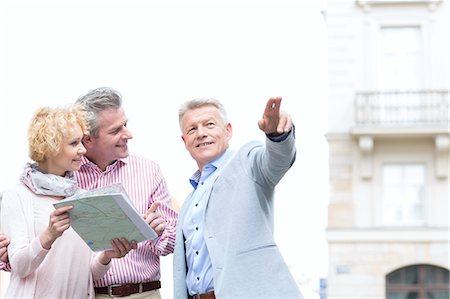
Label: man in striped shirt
xmin=75 ymin=87 xmax=177 ymax=299
xmin=0 ymin=87 xmax=177 ymax=299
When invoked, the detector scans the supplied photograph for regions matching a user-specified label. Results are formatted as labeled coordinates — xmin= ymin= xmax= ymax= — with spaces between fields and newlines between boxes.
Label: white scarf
xmin=20 ymin=163 xmax=78 ymax=197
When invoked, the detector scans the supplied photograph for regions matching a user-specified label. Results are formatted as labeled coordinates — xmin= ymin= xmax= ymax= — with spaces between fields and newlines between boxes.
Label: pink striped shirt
xmin=75 ymin=155 xmax=177 ymax=287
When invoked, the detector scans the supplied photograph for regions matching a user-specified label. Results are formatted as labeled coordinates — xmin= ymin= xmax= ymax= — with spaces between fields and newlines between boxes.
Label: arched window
xmin=386 ymin=264 xmax=449 ymax=299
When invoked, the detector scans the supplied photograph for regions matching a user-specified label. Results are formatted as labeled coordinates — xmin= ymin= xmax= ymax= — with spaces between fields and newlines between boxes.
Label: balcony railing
xmin=354 ymin=90 xmax=449 ymax=127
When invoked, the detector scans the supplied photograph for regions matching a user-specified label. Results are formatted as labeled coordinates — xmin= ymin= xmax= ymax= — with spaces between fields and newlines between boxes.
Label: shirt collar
xmin=80 ymin=155 xmax=128 ymax=172
xmin=188 ymin=149 xmax=233 ymax=189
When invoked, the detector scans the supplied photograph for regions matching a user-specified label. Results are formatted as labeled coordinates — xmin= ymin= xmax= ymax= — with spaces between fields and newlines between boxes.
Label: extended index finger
xmin=145 ymin=201 xmax=161 ymax=218
xmin=264 ymin=97 xmax=282 ymax=115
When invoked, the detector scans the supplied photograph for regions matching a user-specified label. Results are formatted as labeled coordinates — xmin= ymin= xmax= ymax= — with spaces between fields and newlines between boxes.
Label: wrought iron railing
xmin=354 ymin=90 xmax=449 ymax=126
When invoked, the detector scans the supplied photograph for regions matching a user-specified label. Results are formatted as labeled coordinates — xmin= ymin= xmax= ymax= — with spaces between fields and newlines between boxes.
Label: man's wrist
xmin=266 ymin=125 xmax=295 ymax=142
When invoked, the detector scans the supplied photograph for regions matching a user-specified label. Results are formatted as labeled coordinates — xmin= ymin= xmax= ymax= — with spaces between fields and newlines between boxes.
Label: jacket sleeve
xmin=250 ymin=128 xmax=296 ymax=187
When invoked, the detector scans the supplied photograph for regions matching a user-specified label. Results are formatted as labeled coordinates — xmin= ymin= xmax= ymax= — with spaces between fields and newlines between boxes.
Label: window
xmin=386 ymin=265 xmax=450 ymax=299
xmin=379 ymin=26 xmax=422 ymax=91
xmin=382 ymin=164 xmax=425 ymax=226
xmin=378 ymin=26 xmax=423 ymax=124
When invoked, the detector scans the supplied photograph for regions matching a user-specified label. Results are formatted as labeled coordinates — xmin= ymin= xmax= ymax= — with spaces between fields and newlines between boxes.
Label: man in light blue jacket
xmin=174 ymin=97 xmax=303 ymax=299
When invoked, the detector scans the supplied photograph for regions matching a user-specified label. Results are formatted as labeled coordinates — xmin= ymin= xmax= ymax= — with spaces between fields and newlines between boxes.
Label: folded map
xmin=53 ymin=184 xmax=157 ymax=251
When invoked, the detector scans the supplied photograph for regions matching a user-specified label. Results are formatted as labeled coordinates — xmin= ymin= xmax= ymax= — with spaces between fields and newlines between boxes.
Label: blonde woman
xmin=0 ymin=106 xmax=135 ymax=299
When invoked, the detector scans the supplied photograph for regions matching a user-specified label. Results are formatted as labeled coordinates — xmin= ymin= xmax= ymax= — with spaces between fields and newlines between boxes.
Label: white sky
xmin=0 ymin=0 xmax=328 ymax=297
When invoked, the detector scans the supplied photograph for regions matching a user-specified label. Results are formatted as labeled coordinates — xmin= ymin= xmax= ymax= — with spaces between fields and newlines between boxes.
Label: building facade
xmin=326 ymin=0 xmax=449 ymax=298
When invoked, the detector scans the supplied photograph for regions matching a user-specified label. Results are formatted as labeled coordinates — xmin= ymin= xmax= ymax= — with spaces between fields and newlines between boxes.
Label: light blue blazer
xmin=173 ymin=132 xmax=303 ymax=299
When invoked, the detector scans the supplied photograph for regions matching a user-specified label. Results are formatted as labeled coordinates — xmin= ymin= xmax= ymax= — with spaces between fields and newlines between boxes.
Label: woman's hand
xmin=0 ymin=233 xmax=10 ymax=263
xmin=39 ymin=205 xmax=73 ymax=250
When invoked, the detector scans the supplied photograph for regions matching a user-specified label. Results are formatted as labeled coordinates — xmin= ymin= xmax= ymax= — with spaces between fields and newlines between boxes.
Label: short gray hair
xmin=178 ymin=98 xmax=228 ymax=131
xmin=75 ymin=87 xmax=122 ymax=137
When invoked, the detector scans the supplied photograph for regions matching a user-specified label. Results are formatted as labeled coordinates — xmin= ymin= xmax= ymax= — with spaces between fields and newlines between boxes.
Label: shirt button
xmin=195 ymin=203 xmax=198 ymax=207
xmin=195 ymin=226 xmax=199 ymax=231
xmin=201 ymin=182 xmax=204 ymax=185
xmin=197 ymin=277 xmax=200 ymax=281
xmin=196 ymin=251 xmax=199 ymax=255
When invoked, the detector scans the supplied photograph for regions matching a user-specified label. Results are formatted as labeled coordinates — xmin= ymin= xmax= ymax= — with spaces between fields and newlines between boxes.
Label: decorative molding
xmin=358 ymin=136 xmax=374 ymax=153
xmin=326 ymin=227 xmax=448 ymax=242
xmin=435 ymin=134 xmax=450 ymax=178
xmin=358 ymin=136 xmax=374 ymax=179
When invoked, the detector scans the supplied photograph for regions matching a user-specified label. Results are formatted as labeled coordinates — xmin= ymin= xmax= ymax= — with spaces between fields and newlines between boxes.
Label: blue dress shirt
xmin=183 ymin=150 xmax=233 ymax=295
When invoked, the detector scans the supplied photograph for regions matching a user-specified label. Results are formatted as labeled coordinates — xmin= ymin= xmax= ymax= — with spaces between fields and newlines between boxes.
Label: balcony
xmin=352 ymin=90 xmax=449 ymax=179
xmin=356 ymin=0 xmax=444 ymax=11
xmin=352 ymin=90 xmax=449 ymax=137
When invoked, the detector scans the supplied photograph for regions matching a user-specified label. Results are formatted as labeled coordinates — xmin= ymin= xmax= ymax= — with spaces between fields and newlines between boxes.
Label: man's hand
xmin=258 ymin=97 xmax=292 ymax=135
xmin=99 ymin=238 xmax=137 ymax=265
xmin=0 ymin=233 xmax=10 ymax=263
xmin=144 ymin=201 xmax=166 ymax=236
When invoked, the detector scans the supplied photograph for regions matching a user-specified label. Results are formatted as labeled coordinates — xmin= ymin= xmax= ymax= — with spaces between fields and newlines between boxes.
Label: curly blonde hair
xmin=28 ymin=105 xmax=88 ymax=163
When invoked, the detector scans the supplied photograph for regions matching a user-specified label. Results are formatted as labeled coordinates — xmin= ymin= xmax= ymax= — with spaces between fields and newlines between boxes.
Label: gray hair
xmin=178 ymin=98 xmax=228 ymax=131
xmin=75 ymin=87 xmax=122 ymax=137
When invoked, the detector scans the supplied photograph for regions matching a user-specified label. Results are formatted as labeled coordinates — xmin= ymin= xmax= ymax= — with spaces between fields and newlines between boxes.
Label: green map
xmin=54 ymin=184 xmax=157 ymax=251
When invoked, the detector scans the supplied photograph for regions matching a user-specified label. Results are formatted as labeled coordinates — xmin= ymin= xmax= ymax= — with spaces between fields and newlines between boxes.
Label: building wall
xmin=327 ymin=135 xmax=449 ymax=226
xmin=327 ymin=134 xmax=449 ymax=297
xmin=328 ymin=241 xmax=448 ymax=298
xmin=326 ymin=0 xmax=449 ymax=298
xmin=327 ymin=0 xmax=449 ymax=133
xmin=327 ymin=134 xmax=355 ymax=228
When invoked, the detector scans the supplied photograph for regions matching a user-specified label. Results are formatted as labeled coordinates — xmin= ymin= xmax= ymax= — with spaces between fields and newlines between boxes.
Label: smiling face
xmin=181 ymin=105 xmax=232 ymax=171
xmin=48 ymin=125 xmax=86 ymax=176
xmin=28 ymin=106 xmax=88 ymax=177
xmin=83 ymin=107 xmax=133 ymax=171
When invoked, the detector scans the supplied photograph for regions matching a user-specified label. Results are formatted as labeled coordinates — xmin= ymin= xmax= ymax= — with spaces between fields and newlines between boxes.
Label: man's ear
xmin=226 ymin=123 xmax=233 ymax=141
xmin=82 ymin=135 xmax=94 ymax=149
